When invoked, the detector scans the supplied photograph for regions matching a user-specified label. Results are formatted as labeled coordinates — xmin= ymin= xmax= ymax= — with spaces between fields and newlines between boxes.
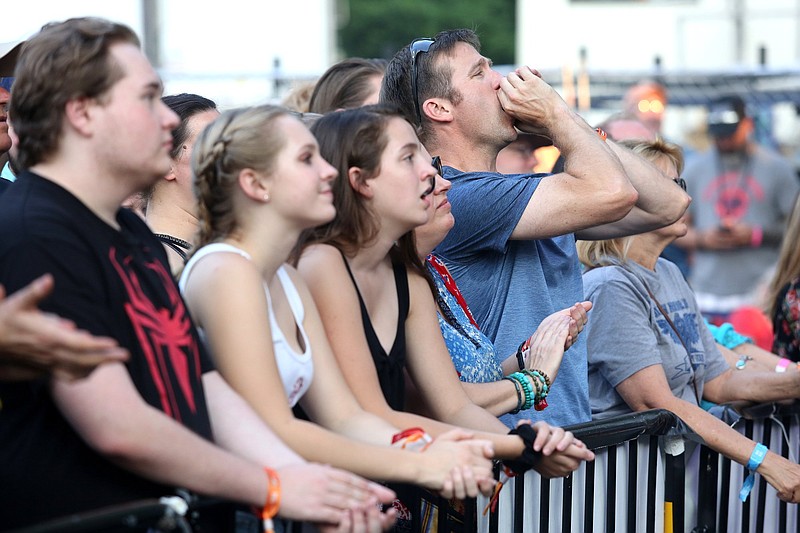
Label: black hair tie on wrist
xmin=503 ymin=423 xmax=542 ymax=475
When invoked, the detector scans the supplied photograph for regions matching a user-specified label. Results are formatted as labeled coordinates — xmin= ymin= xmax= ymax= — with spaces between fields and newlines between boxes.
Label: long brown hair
xmin=294 ymin=105 xmax=427 ymax=280
xmin=309 ymin=58 xmax=387 ymax=113
xmin=767 ymin=193 xmax=800 ymax=317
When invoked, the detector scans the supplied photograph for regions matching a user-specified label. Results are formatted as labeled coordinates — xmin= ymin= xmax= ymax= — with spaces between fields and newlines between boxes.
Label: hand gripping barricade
xmin=16 ymin=403 xmax=800 ymax=533
xmin=481 ymin=402 xmax=800 ymax=533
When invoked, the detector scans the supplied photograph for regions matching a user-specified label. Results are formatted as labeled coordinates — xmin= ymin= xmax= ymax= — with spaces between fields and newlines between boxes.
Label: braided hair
xmin=190 ymin=105 xmax=290 ymax=252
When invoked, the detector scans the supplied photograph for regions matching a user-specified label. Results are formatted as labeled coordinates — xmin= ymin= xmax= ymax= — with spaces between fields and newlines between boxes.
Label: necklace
xmin=154 ymin=233 xmax=192 ymax=262
xmin=154 ymin=233 xmax=191 ymax=250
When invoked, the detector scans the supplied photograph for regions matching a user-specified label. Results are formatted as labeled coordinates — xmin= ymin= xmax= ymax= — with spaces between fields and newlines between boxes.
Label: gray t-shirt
xmin=436 ymin=167 xmax=589 ymax=427
xmin=683 ymin=146 xmax=799 ymax=299
xmin=583 ymin=258 xmax=729 ymax=419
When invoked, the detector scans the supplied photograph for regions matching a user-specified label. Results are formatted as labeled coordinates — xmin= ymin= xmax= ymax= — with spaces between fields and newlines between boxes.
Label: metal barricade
xmin=482 ymin=403 xmax=800 ymax=533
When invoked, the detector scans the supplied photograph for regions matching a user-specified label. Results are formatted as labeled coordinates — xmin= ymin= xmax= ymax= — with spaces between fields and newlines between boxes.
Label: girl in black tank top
xmin=296 ymin=106 xmax=594 ymax=488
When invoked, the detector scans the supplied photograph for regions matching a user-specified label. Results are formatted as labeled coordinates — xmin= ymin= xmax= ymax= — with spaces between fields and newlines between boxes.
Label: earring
xmin=263 ymin=193 xmax=270 ymax=202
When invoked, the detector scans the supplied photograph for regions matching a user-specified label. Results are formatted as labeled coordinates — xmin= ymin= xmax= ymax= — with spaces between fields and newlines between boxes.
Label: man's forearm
xmin=53 ymin=367 xmax=267 ymax=507
xmin=606 ymin=140 xmax=689 ymax=227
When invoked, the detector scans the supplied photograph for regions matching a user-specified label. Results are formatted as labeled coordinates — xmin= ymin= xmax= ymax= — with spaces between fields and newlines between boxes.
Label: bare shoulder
xmin=296 ymin=243 xmax=346 ymax=280
xmin=184 ymin=250 xmax=260 ymax=292
xmin=406 ymin=267 xmax=438 ymax=313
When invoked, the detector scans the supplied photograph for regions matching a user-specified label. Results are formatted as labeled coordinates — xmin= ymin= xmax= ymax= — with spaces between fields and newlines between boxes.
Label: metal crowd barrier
xmin=478 ymin=403 xmax=800 ymax=533
xmin=13 ymin=404 xmax=800 ymax=533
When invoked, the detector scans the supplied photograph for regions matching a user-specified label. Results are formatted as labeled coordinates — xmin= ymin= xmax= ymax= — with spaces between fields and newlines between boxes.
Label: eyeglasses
xmin=423 ymin=156 xmax=440 ymax=197
xmin=432 ymin=155 xmax=443 ymax=177
xmin=673 ymin=177 xmax=687 ymax=191
xmin=0 ymin=77 xmax=14 ymax=92
xmin=409 ymin=38 xmax=434 ymax=125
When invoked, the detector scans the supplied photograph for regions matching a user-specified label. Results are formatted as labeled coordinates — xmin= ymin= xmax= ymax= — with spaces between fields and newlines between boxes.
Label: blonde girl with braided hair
xmin=178 ymin=105 xmax=497 ymax=522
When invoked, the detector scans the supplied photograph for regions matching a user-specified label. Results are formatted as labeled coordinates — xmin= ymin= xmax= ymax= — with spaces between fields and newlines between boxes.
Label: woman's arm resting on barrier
xmin=703 ymin=366 xmax=800 ymax=405
xmin=616 ymin=364 xmax=800 ymax=503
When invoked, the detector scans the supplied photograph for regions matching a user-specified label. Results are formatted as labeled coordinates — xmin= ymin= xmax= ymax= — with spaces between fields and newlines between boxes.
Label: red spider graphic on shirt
xmin=109 ymin=247 xmax=201 ymax=421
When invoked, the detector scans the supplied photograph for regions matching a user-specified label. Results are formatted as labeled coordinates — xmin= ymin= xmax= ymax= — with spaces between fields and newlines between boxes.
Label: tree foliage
xmin=337 ymin=0 xmax=516 ymax=64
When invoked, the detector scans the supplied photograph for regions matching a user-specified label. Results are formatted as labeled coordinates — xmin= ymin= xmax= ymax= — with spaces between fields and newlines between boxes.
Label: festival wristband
xmin=261 ymin=467 xmax=281 ymax=533
xmin=739 ymin=443 xmax=768 ymax=502
xmin=750 ymin=225 xmax=763 ymax=247
xmin=775 ymin=358 xmax=791 ymax=373
xmin=391 ymin=427 xmax=433 ymax=452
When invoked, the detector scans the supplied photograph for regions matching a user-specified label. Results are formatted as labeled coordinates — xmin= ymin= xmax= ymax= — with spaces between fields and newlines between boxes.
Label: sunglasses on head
xmin=409 ymin=38 xmax=434 ymax=125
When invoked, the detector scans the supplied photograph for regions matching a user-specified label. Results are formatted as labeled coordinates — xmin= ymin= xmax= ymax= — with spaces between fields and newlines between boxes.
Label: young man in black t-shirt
xmin=0 ymin=17 xmax=393 ymax=530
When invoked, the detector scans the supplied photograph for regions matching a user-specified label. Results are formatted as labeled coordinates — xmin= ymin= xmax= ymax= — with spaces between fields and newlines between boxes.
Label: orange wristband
xmin=261 ymin=467 xmax=281 ymax=533
xmin=595 ymin=127 xmax=608 ymax=141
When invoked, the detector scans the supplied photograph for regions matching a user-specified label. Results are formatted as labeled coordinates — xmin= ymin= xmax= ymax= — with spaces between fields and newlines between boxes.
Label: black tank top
xmin=341 ymin=252 xmax=409 ymax=411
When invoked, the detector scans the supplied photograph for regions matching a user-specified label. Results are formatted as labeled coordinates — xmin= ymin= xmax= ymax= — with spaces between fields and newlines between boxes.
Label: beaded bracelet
xmin=522 ymin=369 xmax=551 ymax=411
xmin=504 ymin=376 xmax=524 ymax=414
xmin=509 ymin=372 xmax=534 ymax=411
xmin=529 ymin=368 xmax=551 ymax=388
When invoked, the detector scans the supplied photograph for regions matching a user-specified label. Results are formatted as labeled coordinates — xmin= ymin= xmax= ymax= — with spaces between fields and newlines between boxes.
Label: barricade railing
xmin=480 ymin=402 xmax=800 ymax=533
xmin=16 ymin=404 xmax=800 ymax=533
xmin=11 ymin=496 xmax=195 ymax=532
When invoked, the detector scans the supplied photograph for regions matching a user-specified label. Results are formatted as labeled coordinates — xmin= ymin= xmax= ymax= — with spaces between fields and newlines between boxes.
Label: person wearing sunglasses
xmin=578 ymin=138 xmax=800 ymax=505
xmin=380 ymin=29 xmax=690 ymax=428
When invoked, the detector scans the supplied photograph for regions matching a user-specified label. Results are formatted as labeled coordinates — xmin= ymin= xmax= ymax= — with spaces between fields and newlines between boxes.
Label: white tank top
xmin=180 ymin=243 xmax=313 ymax=407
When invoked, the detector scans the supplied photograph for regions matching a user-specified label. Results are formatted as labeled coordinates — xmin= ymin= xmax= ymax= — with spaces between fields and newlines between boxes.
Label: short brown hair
xmin=9 ymin=17 xmax=140 ymax=170
xmin=381 ymin=29 xmax=480 ymax=144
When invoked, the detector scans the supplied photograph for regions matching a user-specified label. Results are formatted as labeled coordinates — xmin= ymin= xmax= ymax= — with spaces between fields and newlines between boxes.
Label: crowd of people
xmin=1 ymin=16 xmax=800 ymax=531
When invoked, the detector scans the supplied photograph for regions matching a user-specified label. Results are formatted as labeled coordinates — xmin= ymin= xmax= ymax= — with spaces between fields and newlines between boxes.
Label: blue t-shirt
xmin=435 ymin=167 xmax=590 ymax=427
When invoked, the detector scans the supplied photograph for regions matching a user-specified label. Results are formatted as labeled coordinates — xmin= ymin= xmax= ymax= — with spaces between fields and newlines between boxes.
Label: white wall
xmin=518 ymin=0 xmax=800 ymax=71
xmin=517 ymin=0 xmax=800 ymax=149
xmin=4 ymin=0 xmax=335 ymax=108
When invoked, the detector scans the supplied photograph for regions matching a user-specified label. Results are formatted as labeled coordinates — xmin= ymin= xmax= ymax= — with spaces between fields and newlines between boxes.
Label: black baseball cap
xmin=707 ymin=96 xmax=746 ymax=138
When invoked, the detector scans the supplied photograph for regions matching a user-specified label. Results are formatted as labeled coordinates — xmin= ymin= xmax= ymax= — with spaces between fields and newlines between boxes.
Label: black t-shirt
xmin=0 ymin=171 xmax=214 ymax=528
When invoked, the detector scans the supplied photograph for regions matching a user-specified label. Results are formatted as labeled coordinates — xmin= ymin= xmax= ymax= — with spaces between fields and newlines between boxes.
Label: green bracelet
xmin=504 ymin=376 xmax=524 ymax=414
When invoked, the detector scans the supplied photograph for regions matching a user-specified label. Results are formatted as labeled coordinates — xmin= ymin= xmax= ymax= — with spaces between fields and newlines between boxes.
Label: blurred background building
xmin=4 ymin=0 xmax=800 ymax=154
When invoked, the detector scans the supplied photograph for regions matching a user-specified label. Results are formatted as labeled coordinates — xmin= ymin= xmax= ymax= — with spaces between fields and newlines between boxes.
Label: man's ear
xmin=422 ymin=97 xmax=453 ymax=124
xmin=348 ymin=166 xmax=373 ymax=198
xmin=64 ymin=97 xmax=95 ymax=136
